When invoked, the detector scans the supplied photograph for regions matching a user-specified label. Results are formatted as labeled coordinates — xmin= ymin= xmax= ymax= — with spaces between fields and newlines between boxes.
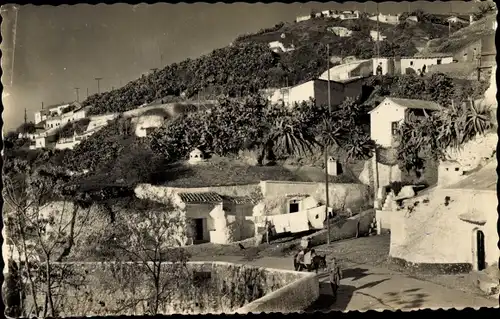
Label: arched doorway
xmin=476 ymin=230 xmax=486 ymax=271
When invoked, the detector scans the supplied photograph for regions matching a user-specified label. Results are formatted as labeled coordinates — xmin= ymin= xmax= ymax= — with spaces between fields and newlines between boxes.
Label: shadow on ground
xmin=306 ymin=267 xmax=392 ymax=312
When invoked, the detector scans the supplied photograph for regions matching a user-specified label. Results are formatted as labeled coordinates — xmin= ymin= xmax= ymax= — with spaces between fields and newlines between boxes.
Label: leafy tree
xmin=425 ymin=73 xmax=455 ymax=106
xmin=315 ymin=98 xmax=375 ymax=162
xmin=396 ymin=98 xmax=494 ymax=173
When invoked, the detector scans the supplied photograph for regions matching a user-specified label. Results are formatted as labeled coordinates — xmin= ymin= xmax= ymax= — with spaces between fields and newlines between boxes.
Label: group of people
xmin=295 ymin=247 xmax=343 ymax=302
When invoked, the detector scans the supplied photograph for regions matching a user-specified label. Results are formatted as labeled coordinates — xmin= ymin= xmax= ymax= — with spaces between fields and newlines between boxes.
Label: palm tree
xmin=256 ymin=104 xmax=320 ymax=165
xmin=463 ymin=98 xmax=493 ymax=140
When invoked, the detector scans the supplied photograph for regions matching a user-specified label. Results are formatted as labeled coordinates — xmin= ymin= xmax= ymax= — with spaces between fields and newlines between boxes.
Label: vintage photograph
xmin=1 ymin=1 xmax=498 ymax=317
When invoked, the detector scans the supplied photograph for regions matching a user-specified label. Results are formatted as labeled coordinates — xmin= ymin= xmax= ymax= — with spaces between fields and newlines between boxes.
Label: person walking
xmin=329 ymin=257 xmax=343 ymax=302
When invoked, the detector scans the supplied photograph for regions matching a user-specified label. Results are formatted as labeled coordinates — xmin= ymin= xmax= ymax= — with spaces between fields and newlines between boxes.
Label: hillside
xmin=80 ymin=14 xmax=468 ymax=117
xmin=419 ymin=13 xmax=496 ymax=56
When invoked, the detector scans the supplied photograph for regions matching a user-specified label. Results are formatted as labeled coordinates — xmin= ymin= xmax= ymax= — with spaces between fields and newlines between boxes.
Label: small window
xmin=454 ymin=167 xmax=460 ymax=172
xmin=437 ymin=59 xmax=442 ymax=65
xmin=410 ymin=61 xmax=413 ymax=66
xmin=289 ymin=200 xmax=300 ymax=213
xmin=391 ymin=121 xmax=399 ymax=135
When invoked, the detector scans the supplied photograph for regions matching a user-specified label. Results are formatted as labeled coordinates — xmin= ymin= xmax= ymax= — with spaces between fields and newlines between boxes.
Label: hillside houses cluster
xmin=21 ymin=102 xmax=119 ymax=150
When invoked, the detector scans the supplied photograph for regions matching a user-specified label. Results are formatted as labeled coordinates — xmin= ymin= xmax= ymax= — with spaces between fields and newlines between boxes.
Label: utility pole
xmin=74 ymin=87 xmax=80 ymax=102
xmin=86 ymin=88 xmax=89 ymax=98
xmin=325 ymin=43 xmax=332 ymax=245
xmin=24 ymin=108 xmax=27 ymax=124
xmin=376 ymin=3 xmax=380 ymax=59
xmin=41 ymin=101 xmax=44 ymax=110
xmin=95 ymin=77 xmax=103 ymax=94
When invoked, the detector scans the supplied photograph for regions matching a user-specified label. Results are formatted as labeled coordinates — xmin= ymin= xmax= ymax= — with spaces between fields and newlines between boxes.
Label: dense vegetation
xmin=396 ymin=99 xmax=494 ymax=174
xmin=79 ymin=11 xmax=469 ymax=117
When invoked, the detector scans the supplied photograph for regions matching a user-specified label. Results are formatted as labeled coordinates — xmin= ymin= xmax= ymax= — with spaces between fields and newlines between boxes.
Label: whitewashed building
xmin=296 ymin=14 xmax=312 ymax=22
xmin=268 ymin=41 xmax=295 ymax=53
xmin=340 ymin=10 xmax=360 ymax=20
xmin=372 ymin=57 xmax=401 ymax=76
xmin=328 ymin=26 xmax=353 ymax=37
xmin=369 ymin=97 xmax=441 ymax=147
xmin=370 ymin=30 xmax=387 ymax=42
xmin=400 ymin=55 xmax=454 ymax=75
xmin=319 ymin=59 xmax=372 ymax=82
xmin=369 ymin=13 xmax=400 ymax=25
xmin=86 ymin=113 xmax=119 ymax=132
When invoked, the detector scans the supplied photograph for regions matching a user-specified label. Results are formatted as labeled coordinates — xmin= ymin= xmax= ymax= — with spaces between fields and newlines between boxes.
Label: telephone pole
xmin=376 ymin=3 xmax=380 ymax=59
xmin=41 ymin=101 xmax=44 ymax=110
xmin=325 ymin=43 xmax=332 ymax=245
xmin=74 ymin=87 xmax=80 ymax=102
xmin=95 ymin=77 xmax=103 ymax=94
xmin=24 ymin=108 xmax=27 ymax=124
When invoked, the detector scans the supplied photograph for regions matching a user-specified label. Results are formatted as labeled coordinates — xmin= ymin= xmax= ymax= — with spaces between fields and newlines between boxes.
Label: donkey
xmin=293 ymin=252 xmax=327 ymax=273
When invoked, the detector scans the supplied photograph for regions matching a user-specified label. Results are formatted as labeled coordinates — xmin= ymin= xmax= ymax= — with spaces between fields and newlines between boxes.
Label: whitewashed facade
xmin=400 ymin=56 xmax=454 ymax=75
xmin=369 ymin=97 xmax=441 ymax=147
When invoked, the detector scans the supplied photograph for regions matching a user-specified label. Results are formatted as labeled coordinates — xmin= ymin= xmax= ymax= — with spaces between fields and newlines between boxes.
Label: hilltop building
xmin=328 ymin=26 xmax=353 ymax=37
xmin=261 ymin=77 xmax=366 ymax=109
xmin=368 ymin=13 xmax=400 ymax=25
xmin=319 ymin=59 xmax=372 ymax=82
xmin=370 ymin=30 xmax=387 ymax=42
xmin=268 ymin=40 xmax=295 ymax=53
xmin=372 ymin=55 xmax=454 ymax=76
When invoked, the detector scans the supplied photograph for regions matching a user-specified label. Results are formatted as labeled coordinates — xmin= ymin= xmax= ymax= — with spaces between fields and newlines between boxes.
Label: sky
xmin=1 ymin=1 xmax=481 ymax=131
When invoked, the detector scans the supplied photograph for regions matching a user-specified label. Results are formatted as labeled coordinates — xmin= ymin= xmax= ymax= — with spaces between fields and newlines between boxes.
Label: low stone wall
xmin=235 ymin=267 xmax=318 ymax=314
xmin=24 ymin=261 xmax=316 ymax=316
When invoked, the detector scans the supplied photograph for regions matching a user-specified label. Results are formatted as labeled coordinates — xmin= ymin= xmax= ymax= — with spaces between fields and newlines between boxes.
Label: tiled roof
xmin=222 ymin=195 xmax=261 ymax=205
xmin=178 ymin=192 xmax=223 ymax=204
xmin=389 ymin=97 xmax=441 ymax=111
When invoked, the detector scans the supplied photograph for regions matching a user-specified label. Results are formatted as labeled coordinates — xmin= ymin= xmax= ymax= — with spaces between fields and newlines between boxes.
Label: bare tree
xmin=108 ymin=198 xmax=190 ymax=315
xmin=3 ymin=160 xmax=92 ymax=317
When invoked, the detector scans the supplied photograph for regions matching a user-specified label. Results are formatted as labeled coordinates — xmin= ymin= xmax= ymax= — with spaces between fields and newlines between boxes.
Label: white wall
xmin=369 ymin=14 xmax=399 ymax=25
xmin=86 ymin=113 xmax=119 ymax=132
xmin=401 ymin=57 xmax=453 ymax=74
xmin=288 ymin=81 xmax=315 ymax=107
xmin=370 ymin=30 xmax=386 ymax=41
xmin=372 ymin=58 xmax=391 ymax=75
xmin=376 ymin=210 xmax=392 ymax=234
xmin=296 ymin=15 xmax=311 ymax=22
xmin=46 ymin=117 xmax=62 ymax=129
xmin=132 ymin=114 xmax=165 ymax=137
xmin=389 ymin=189 xmax=498 ymax=268
xmin=34 ymin=112 xmax=47 ymax=125
xmin=55 ymin=138 xmax=81 ymax=150
xmin=259 ymin=180 xmax=372 ymax=213
xmin=370 ymin=99 xmax=406 ymax=147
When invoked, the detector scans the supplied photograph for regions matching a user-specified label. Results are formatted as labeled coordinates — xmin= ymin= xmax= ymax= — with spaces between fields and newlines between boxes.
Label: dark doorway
xmin=289 ymin=202 xmax=300 ymax=213
xmin=194 ymin=218 xmax=204 ymax=241
xmin=476 ymin=230 xmax=486 ymax=271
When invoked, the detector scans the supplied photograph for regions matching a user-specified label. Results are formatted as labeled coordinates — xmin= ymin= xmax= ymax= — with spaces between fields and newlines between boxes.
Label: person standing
xmin=329 ymin=257 xmax=343 ymax=301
